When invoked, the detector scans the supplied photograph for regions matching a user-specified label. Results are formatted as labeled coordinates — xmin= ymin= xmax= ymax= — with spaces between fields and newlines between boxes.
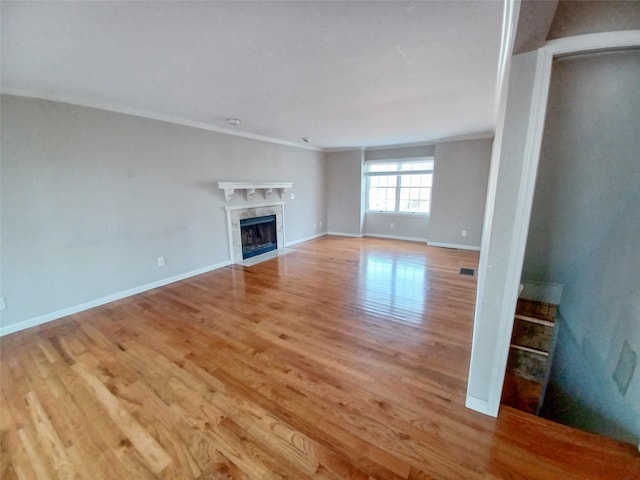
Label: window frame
xmin=364 ymin=158 xmax=434 ymax=215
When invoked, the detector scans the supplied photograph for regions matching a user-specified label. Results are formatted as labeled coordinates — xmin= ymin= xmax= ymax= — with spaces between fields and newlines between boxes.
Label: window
xmin=365 ymin=159 xmax=433 ymax=214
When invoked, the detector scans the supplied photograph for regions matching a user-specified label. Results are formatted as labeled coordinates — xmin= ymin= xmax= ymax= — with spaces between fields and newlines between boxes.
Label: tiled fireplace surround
xmin=225 ymin=203 xmax=285 ymax=264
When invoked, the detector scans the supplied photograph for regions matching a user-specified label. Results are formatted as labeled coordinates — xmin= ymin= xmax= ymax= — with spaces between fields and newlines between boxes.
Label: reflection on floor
xmin=362 ymin=254 xmax=427 ymax=322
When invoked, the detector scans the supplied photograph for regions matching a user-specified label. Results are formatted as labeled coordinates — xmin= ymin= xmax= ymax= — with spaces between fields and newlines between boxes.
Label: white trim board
xmin=465 ymin=0 xmax=521 ymax=418
xmin=466 ymin=29 xmax=640 ymax=418
xmin=427 ymin=241 xmax=481 ymax=251
xmin=323 ymin=132 xmax=495 ymax=153
xmin=545 ymin=30 xmax=640 ymax=56
xmin=494 ymin=0 xmax=519 ymax=121
xmin=326 ymin=232 xmax=363 ymax=238
xmin=1 ymin=93 xmax=496 ymax=155
xmin=364 ymin=233 xmax=428 ymax=243
xmin=485 ymin=44 xmax=553 ymax=417
xmin=0 ymin=260 xmax=231 ymax=337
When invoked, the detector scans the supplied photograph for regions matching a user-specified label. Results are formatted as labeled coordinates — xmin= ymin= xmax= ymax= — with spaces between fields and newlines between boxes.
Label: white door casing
xmin=466 ymin=30 xmax=640 ymax=416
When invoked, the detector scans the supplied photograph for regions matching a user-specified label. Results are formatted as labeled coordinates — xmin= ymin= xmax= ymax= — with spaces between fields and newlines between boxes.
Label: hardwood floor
xmin=1 ymin=236 xmax=638 ymax=479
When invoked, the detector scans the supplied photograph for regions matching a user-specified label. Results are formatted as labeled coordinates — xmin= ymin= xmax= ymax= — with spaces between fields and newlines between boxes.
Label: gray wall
xmin=523 ymin=51 xmax=640 ymax=443
xmin=543 ymin=311 xmax=639 ymax=444
xmin=0 ymin=95 xmax=326 ymax=332
xmin=326 ymin=150 xmax=363 ymax=236
xmin=365 ymin=144 xmax=435 ymax=162
xmin=364 ymin=213 xmax=429 ymax=241
xmin=429 ymin=138 xmax=492 ymax=248
xmin=547 ymin=0 xmax=640 ymax=40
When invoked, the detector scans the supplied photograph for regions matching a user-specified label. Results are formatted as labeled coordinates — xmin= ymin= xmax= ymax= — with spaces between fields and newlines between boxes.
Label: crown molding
xmin=0 ymin=89 xmax=324 ymax=152
xmin=2 ymin=89 xmax=496 ymax=154
xmin=431 ymin=131 xmax=495 ymax=144
xmin=324 ymin=132 xmax=494 ymax=154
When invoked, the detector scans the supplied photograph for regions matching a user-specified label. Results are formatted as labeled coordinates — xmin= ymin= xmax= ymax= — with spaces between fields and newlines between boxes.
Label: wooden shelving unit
xmin=501 ymin=299 xmax=558 ymax=415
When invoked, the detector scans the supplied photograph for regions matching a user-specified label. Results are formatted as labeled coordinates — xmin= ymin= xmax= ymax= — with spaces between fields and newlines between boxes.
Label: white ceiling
xmin=1 ymin=1 xmax=504 ymax=150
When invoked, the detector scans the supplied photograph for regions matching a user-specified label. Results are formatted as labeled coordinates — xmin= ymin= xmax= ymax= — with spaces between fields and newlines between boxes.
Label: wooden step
xmin=511 ymin=315 xmax=553 ymax=352
xmin=501 ymin=373 xmax=543 ymax=415
xmin=514 ymin=313 xmax=554 ymax=327
xmin=515 ymin=298 xmax=557 ymax=322
xmin=510 ymin=343 xmax=549 ymax=357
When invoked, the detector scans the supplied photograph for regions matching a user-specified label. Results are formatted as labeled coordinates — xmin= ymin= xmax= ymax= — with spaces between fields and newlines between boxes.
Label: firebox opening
xmin=240 ymin=215 xmax=277 ymax=259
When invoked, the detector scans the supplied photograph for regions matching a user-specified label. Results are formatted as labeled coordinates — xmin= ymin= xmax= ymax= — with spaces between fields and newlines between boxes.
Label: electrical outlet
xmin=157 ymin=256 xmax=166 ymax=267
xmin=0 ymin=296 xmax=6 ymax=311
xmin=319 ymin=221 xmax=323 ymax=227
xmin=290 ymin=193 xmax=295 ymax=200
xmin=390 ymin=222 xmax=394 ymax=229
xmin=461 ymin=230 xmax=467 ymax=237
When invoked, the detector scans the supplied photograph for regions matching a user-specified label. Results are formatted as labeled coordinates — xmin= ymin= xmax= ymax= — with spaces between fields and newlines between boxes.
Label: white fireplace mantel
xmin=218 ymin=182 xmax=293 ymax=202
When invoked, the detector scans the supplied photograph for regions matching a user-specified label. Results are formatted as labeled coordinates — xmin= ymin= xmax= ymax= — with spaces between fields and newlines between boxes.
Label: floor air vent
xmin=459 ymin=268 xmax=475 ymax=276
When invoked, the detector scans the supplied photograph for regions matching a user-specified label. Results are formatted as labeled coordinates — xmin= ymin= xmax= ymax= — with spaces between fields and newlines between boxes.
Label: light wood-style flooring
xmin=1 ymin=236 xmax=638 ymax=479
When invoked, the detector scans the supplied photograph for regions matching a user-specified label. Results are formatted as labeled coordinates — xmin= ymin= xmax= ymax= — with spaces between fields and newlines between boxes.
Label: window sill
xmin=365 ymin=211 xmax=430 ymax=217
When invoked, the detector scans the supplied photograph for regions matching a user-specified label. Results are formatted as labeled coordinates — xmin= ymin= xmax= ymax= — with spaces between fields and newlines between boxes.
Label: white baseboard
xmin=285 ymin=232 xmax=327 ymax=247
xmin=427 ymin=241 xmax=481 ymax=251
xmin=520 ymin=280 xmax=564 ymax=305
xmin=364 ymin=233 xmax=428 ymax=243
xmin=326 ymin=231 xmax=363 ymax=238
xmin=0 ymin=260 xmax=232 ymax=337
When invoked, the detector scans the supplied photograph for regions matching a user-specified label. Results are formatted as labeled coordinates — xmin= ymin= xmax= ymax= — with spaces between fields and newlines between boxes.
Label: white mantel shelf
xmin=218 ymin=182 xmax=293 ymax=202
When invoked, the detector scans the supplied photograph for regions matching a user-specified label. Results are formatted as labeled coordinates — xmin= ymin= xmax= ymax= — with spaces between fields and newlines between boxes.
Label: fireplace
xmin=240 ymin=215 xmax=277 ymax=259
xmin=225 ymin=202 xmax=285 ymax=264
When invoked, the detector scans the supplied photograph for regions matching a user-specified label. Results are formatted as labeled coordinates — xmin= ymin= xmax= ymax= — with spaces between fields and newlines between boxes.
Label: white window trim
xmin=364 ymin=157 xmax=434 ymax=214
xmin=365 ymin=211 xmax=431 ymax=217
